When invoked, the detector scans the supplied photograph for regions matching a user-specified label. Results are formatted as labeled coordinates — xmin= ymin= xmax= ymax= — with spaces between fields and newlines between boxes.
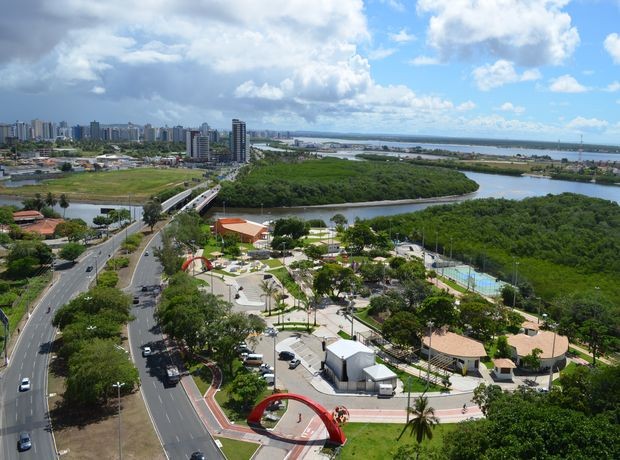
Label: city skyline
xmin=1 ymin=1 xmax=619 ymax=144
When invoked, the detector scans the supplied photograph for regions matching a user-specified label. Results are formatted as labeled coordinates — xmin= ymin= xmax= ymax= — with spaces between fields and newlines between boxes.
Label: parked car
xmin=145 ymin=251 xmax=149 ymax=256
xmin=142 ymin=347 xmax=152 ymax=357
xmin=289 ymin=358 xmax=301 ymax=369
xmin=85 ymin=265 xmax=93 ymax=272
xmin=18 ymin=432 xmax=32 ymax=451
xmin=259 ymin=363 xmax=274 ymax=374
xmin=278 ymin=350 xmax=295 ymax=361
xmin=19 ymin=377 xmax=31 ymax=392
xmin=133 ymin=296 xmax=140 ymax=304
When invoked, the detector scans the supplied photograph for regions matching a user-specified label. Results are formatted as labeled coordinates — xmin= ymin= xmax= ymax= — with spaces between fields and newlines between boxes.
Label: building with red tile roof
xmin=214 ymin=218 xmax=267 ymax=243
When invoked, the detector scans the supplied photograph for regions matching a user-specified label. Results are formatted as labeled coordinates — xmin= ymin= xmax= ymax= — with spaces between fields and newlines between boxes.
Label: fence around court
xmin=438 ymin=263 xmax=508 ymax=297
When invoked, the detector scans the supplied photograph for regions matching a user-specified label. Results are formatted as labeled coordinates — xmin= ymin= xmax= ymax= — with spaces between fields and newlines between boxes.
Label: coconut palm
xmin=259 ymin=279 xmax=278 ymax=314
xmin=45 ymin=192 xmax=57 ymax=208
xmin=397 ymin=396 xmax=439 ymax=448
xmin=59 ymin=194 xmax=70 ymax=218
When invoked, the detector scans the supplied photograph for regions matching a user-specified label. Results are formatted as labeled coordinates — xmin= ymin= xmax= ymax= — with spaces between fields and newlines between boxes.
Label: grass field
xmin=0 ymin=167 xmax=204 ymax=202
xmin=216 ymin=437 xmax=260 ymax=459
xmin=338 ymin=422 xmax=456 ymax=459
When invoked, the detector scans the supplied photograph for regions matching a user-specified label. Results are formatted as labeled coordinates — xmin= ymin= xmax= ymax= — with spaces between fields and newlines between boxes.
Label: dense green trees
xmin=58 ymin=242 xmax=86 ymax=262
xmin=217 ymin=157 xmax=478 ymax=207
xmin=142 ymin=200 xmax=162 ymax=231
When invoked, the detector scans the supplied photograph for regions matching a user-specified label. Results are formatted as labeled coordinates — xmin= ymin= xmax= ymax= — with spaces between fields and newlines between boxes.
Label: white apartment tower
xmin=231 ymin=118 xmax=247 ymax=163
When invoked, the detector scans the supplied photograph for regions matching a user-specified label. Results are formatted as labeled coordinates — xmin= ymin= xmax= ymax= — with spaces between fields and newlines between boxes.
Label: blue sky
xmin=0 ymin=0 xmax=619 ymax=144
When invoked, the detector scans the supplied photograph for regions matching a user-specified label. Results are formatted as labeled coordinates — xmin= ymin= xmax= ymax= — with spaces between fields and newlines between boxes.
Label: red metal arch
xmin=247 ymin=393 xmax=347 ymax=446
xmin=181 ymin=256 xmax=213 ymax=272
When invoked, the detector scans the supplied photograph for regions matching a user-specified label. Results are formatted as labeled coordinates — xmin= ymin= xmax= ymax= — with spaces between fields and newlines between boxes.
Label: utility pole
xmin=548 ymin=323 xmax=557 ymax=390
xmin=426 ymin=321 xmax=434 ymax=391
xmin=406 ymin=375 xmax=412 ymax=422
xmin=513 ymin=261 xmax=520 ymax=308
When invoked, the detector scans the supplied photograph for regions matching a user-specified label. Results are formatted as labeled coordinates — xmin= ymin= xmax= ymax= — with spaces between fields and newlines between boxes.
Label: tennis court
xmin=440 ymin=264 xmax=508 ymax=296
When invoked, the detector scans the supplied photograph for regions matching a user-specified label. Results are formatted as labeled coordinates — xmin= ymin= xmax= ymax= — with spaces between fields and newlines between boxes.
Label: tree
xmin=419 ymin=295 xmax=458 ymax=328
xmin=472 ymin=383 xmax=504 ymax=416
xmin=304 ymin=244 xmax=326 ymax=261
xmin=230 ymin=371 xmax=267 ymax=409
xmin=330 ymin=213 xmax=347 ymax=227
xmin=313 ymin=263 xmax=358 ymax=299
xmin=398 ymin=396 xmax=439 ymax=450
xmin=65 ymin=339 xmax=139 ymax=407
xmin=55 ymin=219 xmax=89 ymax=242
xmin=142 ymin=200 xmax=163 ymax=232
xmin=59 ymin=162 xmax=73 ymax=172
xmin=382 ymin=311 xmax=422 ymax=348
xmin=579 ymin=318 xmax=612 ymax=366
xmin=259 ymin=280 xmax=279 ymax=314
xmin=495 ymin=336 xmax=511 ymax=359
xmin=59 ymin=193 xmax=70 ymax=218
xmin=520 ymin=347 xmax=543 ymax=370
xmin=154 ymin=228 xmax=184 ymax=275
xmin=45 ymin=192 xmax=57 ymax=208
xmin=271 ymin=234 xmax=296 ymax=252
xmin=342 ymin=222 xmax=375 ymax=254
xmin=273 ymin=217 xmax=309 ymax=239
xmin=92 ymin=215 xmax=112 ymax=227
xmin=59 ymin=242 xmax=86 ymax=263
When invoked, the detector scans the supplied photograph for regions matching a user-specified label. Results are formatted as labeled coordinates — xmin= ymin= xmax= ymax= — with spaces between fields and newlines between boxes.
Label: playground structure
xmin=181 ymin=256 xmax=213 ymax=273
xmin=247 ymin=393 xmax=347 ymax=446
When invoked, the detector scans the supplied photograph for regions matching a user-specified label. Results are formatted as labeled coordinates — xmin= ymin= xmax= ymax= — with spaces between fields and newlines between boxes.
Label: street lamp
xmin=426 ymin=321 xmax=434 ymax=390
xmin=548 ymin=323 xmax=557 ymax=390
xmin=112 ymin=381 xmax=125 ymax=460
xmin=269 ymin=329 xmax=278 ymax=392
xmin=281 ymin=242 xmax=286 ymax=266
xmin=512 ymin=261 xmax=520 ymax=308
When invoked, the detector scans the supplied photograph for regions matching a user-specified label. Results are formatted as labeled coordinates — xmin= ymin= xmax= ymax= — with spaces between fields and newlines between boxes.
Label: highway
xmin=126 ymin=236 xmax=224 ymax=460
xmin=0 ymin=183 xmax=207 ymax=459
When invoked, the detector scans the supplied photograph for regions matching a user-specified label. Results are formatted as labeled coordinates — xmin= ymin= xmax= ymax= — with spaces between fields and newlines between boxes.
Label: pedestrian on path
xmin=298 ymin=413 xmax=302 ymax=423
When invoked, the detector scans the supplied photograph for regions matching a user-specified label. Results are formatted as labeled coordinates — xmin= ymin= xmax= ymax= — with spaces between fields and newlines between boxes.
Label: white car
xmin=142 ymin=347 xmax=152 ymax=357
xmin=19 ymin=377 xmax=31 ymax=392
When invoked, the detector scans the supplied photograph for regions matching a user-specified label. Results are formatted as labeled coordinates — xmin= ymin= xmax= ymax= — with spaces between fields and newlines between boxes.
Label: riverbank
xmin=290 ymin=192 xmax=478 ymax=209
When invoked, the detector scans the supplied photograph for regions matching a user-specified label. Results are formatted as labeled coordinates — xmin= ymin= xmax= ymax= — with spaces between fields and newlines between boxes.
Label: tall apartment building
xmin=72 ymin=125 xmax=84 ymax=140
xmin=143 ymin=124 xmax=157 ymax=142
xmin=0 ymin=124 xmax=12 ymax=144
xmin=186 ymin=129 xmax=210 ymax=160
xmin=90 ymin=121 xmax=101 ymax=140
xmin=231 ymin=118 xmax=247 ymax=163
xmin=15 ymin=121 xmax=31 ymax=141
xmin=172 ymin=125 xmax=185 ymax=143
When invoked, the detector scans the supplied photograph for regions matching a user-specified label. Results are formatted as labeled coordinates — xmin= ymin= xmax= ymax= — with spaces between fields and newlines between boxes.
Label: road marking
xmin=177 ymin=409 xmax=183 ymax=420
xmin=175 ymin=435 xmax=180 ymax=443
xmin=169 ymin=393 xmax=175 ymax=401
xmin=166 ymin=413 xmax=171 ymax=424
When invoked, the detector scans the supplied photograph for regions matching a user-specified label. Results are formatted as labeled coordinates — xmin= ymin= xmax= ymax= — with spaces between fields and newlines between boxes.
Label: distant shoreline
xmin=283 ymin=192 xmax=478 ymax=209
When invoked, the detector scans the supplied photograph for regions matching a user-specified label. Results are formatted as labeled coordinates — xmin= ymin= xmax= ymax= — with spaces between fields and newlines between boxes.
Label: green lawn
xmin=354 ymin=308 xmax=382 ymax=331
xmin=553 ymin=361 xmax=578 ymax=386
xmin=216 ymin=437 xmax=260 ymax=460
xmin=338 ymin=422 xmax=457 ymax=459
xmin=437 ymin=275 xmax=467 ymax=293
xmin=186 ymin=359 xmax=213 ymax=395
xmin=0 ymin=167 xmax=204 ymax=202
xmin=376 ymin=357 xmax=443 ymax=393
xmin=270 ymin=267 xmax=305 ymax=299
xmin=568 ymin=347 xmax=595 ymax=364
xmin=264 ymin=259 xmax=283 ymax=268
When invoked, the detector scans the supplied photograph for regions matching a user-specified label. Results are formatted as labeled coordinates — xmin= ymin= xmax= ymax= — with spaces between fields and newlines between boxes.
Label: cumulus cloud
xmin=381 ymin=0 xmax=406 ymax=12
xmin=566 ymin=116 xmax=609 ymax=133
xmin=549 ymin=74 xmax=588 ymax=93
xmin=389 ymin=29 xmax=416 ymax=43
xmin=368 ymin=47 xmax=397 ymax=60
xmin=408 ymin=55 xmax=440 ymax=66
xmin=605 ymin=81 xmax=620 ymax=92
xmin=604 ymin=33 xmax=620 ymax=64
xmin=457 ymin=101 xmax=476 ymax=111
xmin=498 ymin=102 xmax=525 ymax=114
xmin=91 ymin=86 xmax=106 ymax=94
xmin=472 ymin=60 xmax=541 ymax=91
xmin=417 ymin=0 xmax=579 ymax=66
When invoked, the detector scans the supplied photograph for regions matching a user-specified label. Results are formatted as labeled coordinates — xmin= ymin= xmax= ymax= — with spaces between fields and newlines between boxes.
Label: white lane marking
xmin=175 ymin=435 xmax=180 ymax=443
xmin=169 ymin=393 xmax=175 ymax=401
xmin=166 ymin=413 xmax=171 ymax=424
xmin=158 ymin=395 xmax=163 ymax=404
xmin=177 ymin=409 xmax=184 ymax=420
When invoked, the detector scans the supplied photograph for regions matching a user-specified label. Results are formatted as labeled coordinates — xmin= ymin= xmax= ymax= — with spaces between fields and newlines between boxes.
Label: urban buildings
xmin=231 ymin=118 xmax=248 ymax=163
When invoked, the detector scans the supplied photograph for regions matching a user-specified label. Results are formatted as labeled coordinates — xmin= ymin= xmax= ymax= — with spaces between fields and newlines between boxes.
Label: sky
xmin=1 ymin=0 xmax=619 ymax=144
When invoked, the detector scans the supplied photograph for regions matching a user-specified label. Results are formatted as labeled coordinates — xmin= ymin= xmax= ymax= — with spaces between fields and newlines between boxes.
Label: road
xmin=0 ymin=226 xmax=135 ymax=459
xmin=0 ymin=183 xmax=206 ymax=459
xmin=126 ymin=235 xmax=224 ymax=460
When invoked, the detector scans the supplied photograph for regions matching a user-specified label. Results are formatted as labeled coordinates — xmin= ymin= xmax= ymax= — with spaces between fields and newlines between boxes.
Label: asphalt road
xmin=126 ymin=235 xmax=224 ymax=460
xmin=0 ymin=228 xmax=131 ymax=459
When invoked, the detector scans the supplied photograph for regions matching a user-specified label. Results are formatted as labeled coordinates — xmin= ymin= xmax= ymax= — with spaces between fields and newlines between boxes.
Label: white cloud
xmin=604 ymin=33 xmax=620 ymax=64
xmin=605 ymin=81 xmax=620 ymax=92
xmin=368 ymin=47 xmax=397 ymax=60
xmin=91 ymin=85 xmax=106 ymax=94
xmin=234 ymin=81 xmax=284 ymax=100
xmin=498 ymin=102 xmax=525 ymax=114
xmin=457 ymin=101 xmax=476 ymax=111
xmin=389 ymin=29 xmax=416 ymax=43
xmin=408 ymin=56 xmax=440 ymax=66
xmin=566 ymin=116 xmax=609 ymax=133
xmin=549 ymin=74 xmax=588 ymax=93
xmin=417 ymin=0 xmax=579 ymax=66
xmin=380 ymin=0 xmax=405 ymax=12
xmin=472 ymin=60 xmax=541 ymax=91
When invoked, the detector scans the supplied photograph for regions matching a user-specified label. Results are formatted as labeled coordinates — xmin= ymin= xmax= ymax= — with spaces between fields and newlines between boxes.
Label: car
xmin=190 ymin=452 xmax=205 ymax=460
xmin=142 ymin=347 xmax=152 ymax=357
xmin=141 ymin=286 xmax=148 ymax=292
xmin=19 ymin=377 xmax=31 ymax=392
xmin=17 ymin=432 xmax=31 ymax=451
xmin=145 ymin=251 xmax=149 ymax=256
xmin=85 ymin=265 xmax=94 ymax=272
xmin=259 ymin=363 xmax=274 ymax=374
xmin=133 ymin=296 xmax=140 ymax=304
xmin=278 ymin=350 xmax=295 ymax=361
xmin=265 ymin=327 xmax=277 ymax=336
xmin=289 ymin=358 xmax=301 ymax=369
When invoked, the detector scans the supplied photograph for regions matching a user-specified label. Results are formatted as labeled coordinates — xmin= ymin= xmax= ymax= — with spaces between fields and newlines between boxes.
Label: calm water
xmin=292 ymin=136 xmax=620 ymax=163
xmin=207 ymin=172 xmax=619 ymax=224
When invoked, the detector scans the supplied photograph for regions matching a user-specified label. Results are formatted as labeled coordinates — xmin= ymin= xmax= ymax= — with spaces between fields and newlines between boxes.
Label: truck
xmin=378 ymin=383 xmax=395 ymax=398
xmin=166 ymin=365 xmax=181 ymax=385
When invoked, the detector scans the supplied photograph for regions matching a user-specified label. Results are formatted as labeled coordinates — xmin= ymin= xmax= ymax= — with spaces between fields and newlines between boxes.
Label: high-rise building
xmin=209 ymin=129 xmax=219 ymax=144
xmin=90 ymin=121 xmax=101 ymax=140
xmin=231 ymin=118 xmax=247 ymax=163
xmin=0 ymin=124 xmax=12 ymax=145
xmin=15 ymin=121 xmax=31 ymax=141
xmin=72 ymin=125 xmax=84 ymax=140
xmin=31 ymin=119 xmax=45 ymax=139
xmin=200 ymin=122 xmax=210 ymax=136
xmin=186 ymin=129 xmax=210 ymax=160
xmin=172 ymin=125 xmax=185 ymax=143
xmin=143 ymin=124 xmax=157 ymax=142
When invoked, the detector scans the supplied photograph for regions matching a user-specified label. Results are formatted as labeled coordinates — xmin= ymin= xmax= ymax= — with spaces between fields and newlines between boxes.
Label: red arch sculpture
xmin=247 ymin=393 xmax=347 ymax=446
xmin=181 ymin=256 xmax=213 ymax=272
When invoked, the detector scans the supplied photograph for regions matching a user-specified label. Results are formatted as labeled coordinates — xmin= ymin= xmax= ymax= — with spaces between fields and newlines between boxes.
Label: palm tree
xmin=259 ymin=280 xmax=278 ymax=315
xmin=45 ymin=192 xmax=57 ymax=208
xmin=397 ymin=396 xmax=439 ymax=451
xmin=59 ymin=194 xmax=69 ymax=218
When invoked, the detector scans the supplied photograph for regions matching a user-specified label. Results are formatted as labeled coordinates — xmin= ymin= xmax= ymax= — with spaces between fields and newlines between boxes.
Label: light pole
xmin=512 ymin=261 xmax=520 ymax=308
xmin=426 ymin=321 xmax=434 ymax=390
xmin=270 ymin=329 xmax=278 ymax=392
xmin=112 ymin=381 xmax=125 ymax=460
xmin=281 ymin=242 xmax=286 ymax=267
xmin=227 ymin=284 xmax=232 ymax=303
xmin=548 ymin=323 xmax=557 ymax=390
xmin=435 ymin=230 xmax=438 ymax=255
xmin=349 ymin=295 xmax=355 ymax=338
xmin=223 ymin=200 xmax=226 ymax=216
